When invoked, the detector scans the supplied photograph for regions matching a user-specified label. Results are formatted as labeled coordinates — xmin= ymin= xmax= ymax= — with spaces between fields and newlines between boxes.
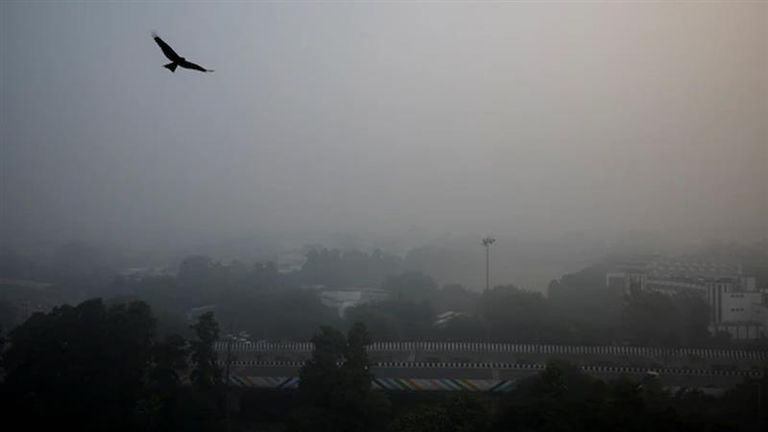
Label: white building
xmin=607 ymin=258 xmax=767 ymax=340
xmin=710 ymin=286 xmax=762 ymax=323
xmin=320 ymin=289 xmax=390 ymax=318
xmin=710 ymin=292 xmax=768 ymax=340
xmin=433 ymin=311 xmax=470 ymax=328
xmin=275 ymin=250 xmax=307 ymax=273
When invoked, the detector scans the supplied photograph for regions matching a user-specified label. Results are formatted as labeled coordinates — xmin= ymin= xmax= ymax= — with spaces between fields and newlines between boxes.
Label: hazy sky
xmin=1 ymin=1 xmax=766 ymax=250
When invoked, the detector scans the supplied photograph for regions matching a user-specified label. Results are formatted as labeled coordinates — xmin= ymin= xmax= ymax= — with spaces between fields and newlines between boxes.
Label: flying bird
xmin=152 ymin=32 xmax=213 ymax=73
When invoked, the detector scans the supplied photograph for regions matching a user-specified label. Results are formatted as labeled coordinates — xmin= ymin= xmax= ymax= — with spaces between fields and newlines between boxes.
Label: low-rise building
xmin=319 ymin=289 xmax=390 ymax=318
xmin=607 ymin=257 xmax=767 ymax=340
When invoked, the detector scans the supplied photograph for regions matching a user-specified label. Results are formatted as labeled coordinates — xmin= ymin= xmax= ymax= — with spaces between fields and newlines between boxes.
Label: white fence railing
xmin=214 ymin=341 xmax=768 ymax=361
xmin=217 ymin=359 xmax=764 ymax=377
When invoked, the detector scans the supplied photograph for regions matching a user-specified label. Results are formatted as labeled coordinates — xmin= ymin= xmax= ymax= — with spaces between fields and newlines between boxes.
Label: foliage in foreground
xmin=0 ymin=299 xmax=225 ymax=432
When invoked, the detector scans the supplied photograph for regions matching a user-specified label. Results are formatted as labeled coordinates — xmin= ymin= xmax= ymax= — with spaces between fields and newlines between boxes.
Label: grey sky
xmin=1 ymin=1 xmax=766 ymax=250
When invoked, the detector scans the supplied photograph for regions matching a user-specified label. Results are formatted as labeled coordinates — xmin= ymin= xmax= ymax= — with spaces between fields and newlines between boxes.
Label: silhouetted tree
xmin=481 ymin=285 xmax=556 ymax=342
xmin=346 ymin=300 xmax=434 ymax=340
xmin=298 ymin=326 xmax=346 ymax=409
xmin=301 ymin=249 xmax=345 ymax=287
xmin=433 ymin=283 xmax=480 ymax=314
xmin=186 ymin=311 xmax=225 ymax=431
xmin=0 ymin=299 xmax=18 ymax=331
xmin=292 ymin=323 xmax=389 ymax=432
xmin=299 ymin=248 xmax=404 ymax=289
xmin=382 ymin=272 xmax=439 ymax=303
xmin=0 ymin=325 xmax=5 ymax=376
xmin=391 ymin=394 xmax=489 ymax=432
xmin=547 ymin=264 xmax=623 ymax=345
xmin=138 ymin=334 xmax=189 ymax=431
xmin=1 ymin=298 xmax=155 ymax=432
xmin=622 ymin=292 xmax=711 ymax=347
xmin=190 ymin=311 xmax=222 ymax=391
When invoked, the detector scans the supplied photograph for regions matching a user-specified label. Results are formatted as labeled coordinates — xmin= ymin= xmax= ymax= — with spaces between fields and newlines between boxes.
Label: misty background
xmin=1 ymin=2 xmax=766 ymax=291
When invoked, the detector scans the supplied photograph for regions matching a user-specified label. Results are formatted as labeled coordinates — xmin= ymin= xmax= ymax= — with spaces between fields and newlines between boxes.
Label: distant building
xmin=607 ymin=271 xmax=647 ymax=296
xmin=607 ymin=257 xmax=767 ymax=340
xmin=433 ymin=311 xmax=470 ymax=328
xmin=320 ymin=289 xmax=390 ymax=318
xmin=118 ymin=266 xmax=174 ymax=279
xmin=275 ymin=250 xmax=307 ymax=274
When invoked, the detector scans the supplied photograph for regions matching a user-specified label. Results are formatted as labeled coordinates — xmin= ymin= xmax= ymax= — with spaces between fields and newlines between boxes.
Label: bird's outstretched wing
xmin=180 ymin=60 xmax=213 ymax=73
xmin=152 ymin=32 xmax=181 ymax=62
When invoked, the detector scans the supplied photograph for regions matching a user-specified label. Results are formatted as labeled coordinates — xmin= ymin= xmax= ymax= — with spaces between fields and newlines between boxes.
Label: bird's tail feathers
xmin=164 ymin=62 xmax=178 ymax=72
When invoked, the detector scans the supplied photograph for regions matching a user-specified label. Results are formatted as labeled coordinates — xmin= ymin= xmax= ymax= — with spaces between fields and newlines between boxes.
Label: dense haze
xmin=2 ymin=2 xmax=766 ymax=253
xmin=2 ymin=5 xmax=768 ymax=428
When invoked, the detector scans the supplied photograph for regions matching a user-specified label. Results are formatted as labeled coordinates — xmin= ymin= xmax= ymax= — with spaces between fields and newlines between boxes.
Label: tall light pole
xmin=482 ymin=236 xmax=496 ymax=292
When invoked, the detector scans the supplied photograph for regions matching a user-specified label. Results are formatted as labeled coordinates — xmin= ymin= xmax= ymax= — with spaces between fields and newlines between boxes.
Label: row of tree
xmin=0 ymin=249 xmax=751 ymax=347
xmin=385 ymin=364 xmax=768 ymax=432
xmin=346 ymin=279 xmax=720 ymax=347
xmin=275 ymin=323 xmax=768 ymax=432
xmin=0 ymin=299 xmax=225 ymax=431
xmin=2 ymin=299 xmax=765 ymax=431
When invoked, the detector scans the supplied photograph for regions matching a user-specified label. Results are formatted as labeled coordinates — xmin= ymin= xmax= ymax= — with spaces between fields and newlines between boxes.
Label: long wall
xmin=221 ymin=362 xmax=763 ymax=392
xmin=215 ymin=341 xmax=768 ymax=369
xmin=214 ymin=341 xmax=767 ymax=392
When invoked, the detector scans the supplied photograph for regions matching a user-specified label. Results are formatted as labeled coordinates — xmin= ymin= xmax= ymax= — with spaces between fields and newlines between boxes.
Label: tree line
xmin=3 ymin=298 xmax=764 ymax=431
xmin=1 ymin=248 xmax=759 ymax=347
xmin=0 ymin=299 xmax=225 ymax=431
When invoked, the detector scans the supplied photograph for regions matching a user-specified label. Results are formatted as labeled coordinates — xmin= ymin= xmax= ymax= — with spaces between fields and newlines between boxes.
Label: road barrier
xmin=214 ymin=341 xmax=768 ymax=361
xmin=221 ymin=359 xmax=764 ymax=378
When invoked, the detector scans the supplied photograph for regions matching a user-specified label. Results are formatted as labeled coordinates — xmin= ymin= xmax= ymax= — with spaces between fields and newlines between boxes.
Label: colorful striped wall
xmin=221 ymin=361 xmax=764 ymax=378
xmin=228 ymin=376 xmax=299 ymax=389
xmin=372 ymin=378 xmax=515 ymax=392
xmin=225 ymin=375 xmax=516 ymax=392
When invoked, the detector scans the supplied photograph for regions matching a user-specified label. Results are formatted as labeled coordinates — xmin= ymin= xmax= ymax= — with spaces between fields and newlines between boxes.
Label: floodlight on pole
xmin=482 ymin=236 xmax=496 ymax=292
